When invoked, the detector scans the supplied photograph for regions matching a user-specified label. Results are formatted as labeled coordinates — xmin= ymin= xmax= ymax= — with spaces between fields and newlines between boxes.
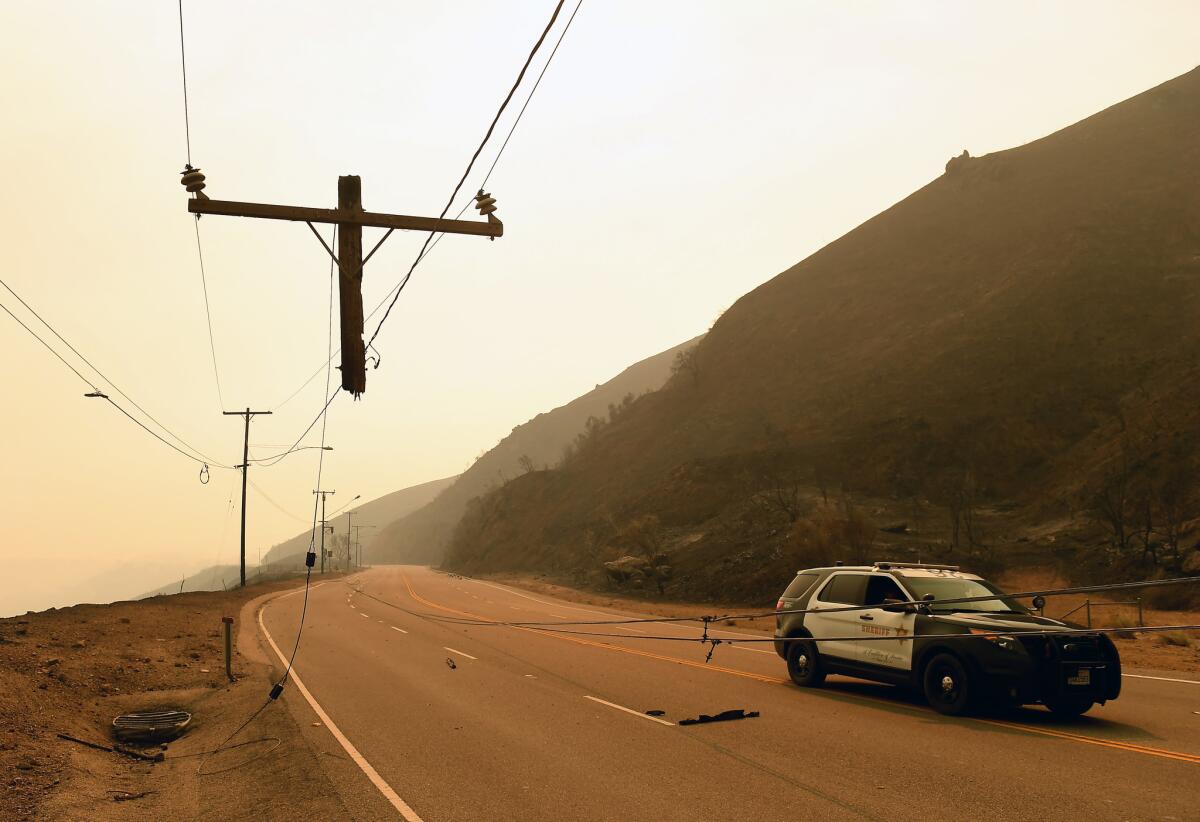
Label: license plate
xmin=1067 ymin=668 xmax=1091 ymax=686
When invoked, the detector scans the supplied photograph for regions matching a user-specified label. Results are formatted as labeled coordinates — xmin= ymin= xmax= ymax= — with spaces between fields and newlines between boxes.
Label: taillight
xmin=776 ymin=598 xmax=785 ymax=611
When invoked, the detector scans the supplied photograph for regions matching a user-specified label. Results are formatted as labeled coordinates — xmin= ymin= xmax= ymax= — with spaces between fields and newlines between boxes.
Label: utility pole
xmin=223 ymin=407 xmax=272 ymax=587
xmin=352 ymin=524 xmax=376 ymax=567
xmin=313 ymin=489 xmax=335 ymax=573
xmin=181 ymin=171 xmax=503 ymax=396
xmin=346 ymin=509 xmax=356 ymax=569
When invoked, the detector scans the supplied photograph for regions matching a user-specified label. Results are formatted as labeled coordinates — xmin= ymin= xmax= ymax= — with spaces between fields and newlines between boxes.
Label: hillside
xmin=259 ymin=474 xmax=456 ymax=571
xmin=445 ymin=67 xmax=1200 ymax=602
xmin=373 ymin=337 xmax=702 ymax=565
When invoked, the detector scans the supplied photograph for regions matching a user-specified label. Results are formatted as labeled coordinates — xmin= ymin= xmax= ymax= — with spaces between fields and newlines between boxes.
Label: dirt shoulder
xmin=0 ymin=574 xmax=354 ymax=821
xmin=482 ymin=570 xmax=1200 ymax=675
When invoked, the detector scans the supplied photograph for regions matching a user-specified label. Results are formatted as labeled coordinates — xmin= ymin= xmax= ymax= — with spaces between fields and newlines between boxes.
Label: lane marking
xmin=402 ymin=571 xmax=1200 ymax=767
xmin=1124 ymin=673 xmax=1200 ymax=685
xmin=360 ymin=612 xmax=370 ymax=619
xmin=377 ymin=619 xmax=384 ymax=624
xmin=444 ymin=647 xmax=477 ymax=660
xmin=731 ymin=645 xmax=775 ymax=655
xmin=258 ymin=599 xmax=424 ymax=821
xmin=584 ymin=695 xmax=675 ymax=726
xmin=391 ymin=626 xmax=408 ymax=634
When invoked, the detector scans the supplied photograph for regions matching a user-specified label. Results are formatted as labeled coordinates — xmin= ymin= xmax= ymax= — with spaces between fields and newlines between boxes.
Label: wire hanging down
xmin=363 ymin=0 xmax=569 ymax=355
xmin=192 ymin=218 xmax=226 ymax=411
xmin=177 ymin=0 xmax=193 ymax=166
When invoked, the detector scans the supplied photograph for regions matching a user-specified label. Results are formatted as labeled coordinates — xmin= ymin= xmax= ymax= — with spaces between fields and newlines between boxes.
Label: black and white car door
xmin=857 ymin=574 xmax=916 ymax=671
xmin=805 ymin=572 xmax=870 ymax=663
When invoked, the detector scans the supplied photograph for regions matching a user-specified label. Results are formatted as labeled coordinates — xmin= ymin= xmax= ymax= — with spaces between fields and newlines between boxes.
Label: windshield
xmin=899 ymin=576 xmax=1027 ymax=614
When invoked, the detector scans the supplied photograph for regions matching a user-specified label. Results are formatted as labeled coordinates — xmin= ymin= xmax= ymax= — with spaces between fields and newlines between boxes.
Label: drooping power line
xmin=0 ymin=279 xmax=231 ymax=469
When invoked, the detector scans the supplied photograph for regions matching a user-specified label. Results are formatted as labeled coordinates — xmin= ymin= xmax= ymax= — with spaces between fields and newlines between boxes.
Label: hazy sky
xmin=1 ymin=1 xmax=1197 ymax=615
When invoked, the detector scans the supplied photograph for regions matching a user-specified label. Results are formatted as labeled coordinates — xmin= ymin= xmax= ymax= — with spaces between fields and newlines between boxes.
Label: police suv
xmin=774 ymin=562 xmax=1122 ymax=716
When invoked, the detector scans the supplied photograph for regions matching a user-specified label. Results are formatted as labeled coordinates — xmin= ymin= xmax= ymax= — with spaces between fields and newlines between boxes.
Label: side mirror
xmin=1031 ymin=595 xmax=1046 ymax=612
xmin=921 ymin=593 xmax=936 ymax=602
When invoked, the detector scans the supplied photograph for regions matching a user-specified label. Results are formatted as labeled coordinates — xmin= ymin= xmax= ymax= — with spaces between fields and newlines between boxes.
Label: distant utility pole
xmin=313 ymin=489 xmax=336 ymax=573
xmin=346 ymin=510 xmax=356 ymax=569
xmin=224 ymin=407 xmax=272 ymax=587
xmin=352 ymin=524 xmax=376 ymax=567
xmin=181 ymin=172 xmax=502 ymax=396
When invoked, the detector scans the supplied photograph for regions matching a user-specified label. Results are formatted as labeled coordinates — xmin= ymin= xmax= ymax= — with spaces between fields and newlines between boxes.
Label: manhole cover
xmin=112 ymin=709 xmax=192 ymax=743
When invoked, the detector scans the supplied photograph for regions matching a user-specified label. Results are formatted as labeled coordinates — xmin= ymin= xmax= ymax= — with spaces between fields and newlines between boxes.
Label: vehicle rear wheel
xmin=1044 ymin=696 xmax=1094 ymax=717
xmin=923 ymin=653 xmax=975 ymax=716
xmin=786 ymin=638 xmax=825 ymax=687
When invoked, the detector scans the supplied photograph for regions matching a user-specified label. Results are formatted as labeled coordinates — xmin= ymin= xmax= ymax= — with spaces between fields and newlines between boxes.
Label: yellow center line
xmin=397 ymin=572 xmax=1200 ymax=766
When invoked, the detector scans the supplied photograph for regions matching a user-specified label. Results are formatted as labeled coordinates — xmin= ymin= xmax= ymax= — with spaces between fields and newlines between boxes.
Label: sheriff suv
xmin=774 ymin=562 xmax=1122 ymax=716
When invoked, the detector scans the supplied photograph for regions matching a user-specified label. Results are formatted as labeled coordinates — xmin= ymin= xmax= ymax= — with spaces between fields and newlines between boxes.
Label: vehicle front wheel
xmin=1044 ymin=696 xmax=1094 ymax=717
xmin=923 ymin=653 xmax=975 ymax=716
xmin=786 ymin=638 xmax=825 ymax=687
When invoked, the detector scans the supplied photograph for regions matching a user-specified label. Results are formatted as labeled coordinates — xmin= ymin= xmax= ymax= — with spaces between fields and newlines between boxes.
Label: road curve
xmin=258 ymin=566 xmax=1200 ymax=821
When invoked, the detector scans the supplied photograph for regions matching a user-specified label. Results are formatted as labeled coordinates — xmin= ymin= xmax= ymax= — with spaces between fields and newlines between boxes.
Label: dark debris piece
xmin=678 ymin=709 xmax=759 ymax=726
xmin=645 ymin=710 xmax=666 ymax=717
xmin=445 ymin=657 xmax=457 ymax=670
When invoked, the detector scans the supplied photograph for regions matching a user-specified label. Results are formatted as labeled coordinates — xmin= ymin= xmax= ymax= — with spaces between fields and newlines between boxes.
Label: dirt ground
xmin=0 ymin=574 xmax=351 ymax=821
xmin=486 ymin=568 xmax=1200 ymax=675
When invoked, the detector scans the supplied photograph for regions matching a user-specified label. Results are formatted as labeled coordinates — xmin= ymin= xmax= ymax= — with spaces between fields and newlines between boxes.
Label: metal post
xmin=1086 ymin=599 xmax=1092 ymax=628
xmin=1137 ymin=597 xmax=1143 ymax=628
xmin=222 ymin=616 xmax=234 ymax=681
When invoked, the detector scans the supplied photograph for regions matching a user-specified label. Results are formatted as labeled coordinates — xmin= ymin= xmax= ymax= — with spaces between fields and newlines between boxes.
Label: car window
xmin=864 ymin=575 xmax=909 ymax=606
xmin=899 ymin=576 xmax=1026 ymax=614
xmin=818 ymin=573 xmax=868 ymax=605
xmin=782 ymin=572 xmax=819 ymax=599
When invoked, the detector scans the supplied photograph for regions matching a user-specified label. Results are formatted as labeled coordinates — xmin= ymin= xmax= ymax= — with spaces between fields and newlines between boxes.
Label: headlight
xmin=970 ymin=628 xmax=1020 ymax=652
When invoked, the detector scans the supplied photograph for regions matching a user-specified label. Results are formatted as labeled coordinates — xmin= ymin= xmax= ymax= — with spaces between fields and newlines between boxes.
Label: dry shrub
xmin=788 ymin=498 xmax=875 ymax=568
xmin=1157 ymin=631 xmax=1193 ymax=648
xmin=1104 ymin=609 xmax=1139 ymax=641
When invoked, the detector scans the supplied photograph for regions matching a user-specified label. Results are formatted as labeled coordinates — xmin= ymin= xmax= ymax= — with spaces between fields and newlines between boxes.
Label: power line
xmin=177 ymin=0 xmax=193 ymax=165
xmin=192 ymin=218 xmax=226 ymax=411
xmin=0 ymin=275 xmax=229 ymax=467
xmin=247 ymin=478 xmax=310 ymax=523
xmin=363 ymin=0 xmax=568 ymax=356
xmin=0 ymin=292 xmax=232 ymax=470
xmin=479 ymin=0 xmax=584 ymax=191
xmin=0 ymin=299 xmax=97 ymax=391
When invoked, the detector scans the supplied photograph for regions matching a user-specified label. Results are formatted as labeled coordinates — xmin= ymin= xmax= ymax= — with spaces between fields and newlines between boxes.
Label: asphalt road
xmin=259 ymin=566 xmax=1200 ymax=821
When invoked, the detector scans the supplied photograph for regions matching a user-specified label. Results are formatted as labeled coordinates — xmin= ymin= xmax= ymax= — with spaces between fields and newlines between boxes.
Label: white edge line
xmin=1123 ymin=673 xmax=1200 ymax=685
xmin=391 ymin=626 xmax=408 ymax=634
xmin=584 ymin=695 xmax=675 ymax=726
xmin=258 ymin=600 xmax=423 ymax=821
xmin=443 ymin=647 xmax=477 ymax=660
xmin=730 ymin=645 xmax=775 ymax=655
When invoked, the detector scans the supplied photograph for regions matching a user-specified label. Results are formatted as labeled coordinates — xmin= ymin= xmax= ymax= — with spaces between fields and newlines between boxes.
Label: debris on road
xmin=645 ymin=710 xmax=666 ymax=717
xmin=445 ymin=657 xmax=457 ymax=669
xmin=678 ymin=709 xmax=760 ymax=726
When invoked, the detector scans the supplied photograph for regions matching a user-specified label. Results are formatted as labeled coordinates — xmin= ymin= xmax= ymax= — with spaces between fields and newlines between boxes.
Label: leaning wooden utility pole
xmin=180 ymin=169 xmax=503 ymax=396
xmin=223 ymin=407 xmax=272 ymax=587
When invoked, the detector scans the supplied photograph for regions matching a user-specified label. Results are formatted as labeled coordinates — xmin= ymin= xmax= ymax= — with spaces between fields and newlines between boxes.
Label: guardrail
xmin=1057 ymin=597 xmax=1143 ymax=628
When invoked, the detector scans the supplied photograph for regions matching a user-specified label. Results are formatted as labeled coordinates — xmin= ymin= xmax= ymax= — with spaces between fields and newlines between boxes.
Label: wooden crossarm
xmin=188 ymin=198 xmax=503 ymax=238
